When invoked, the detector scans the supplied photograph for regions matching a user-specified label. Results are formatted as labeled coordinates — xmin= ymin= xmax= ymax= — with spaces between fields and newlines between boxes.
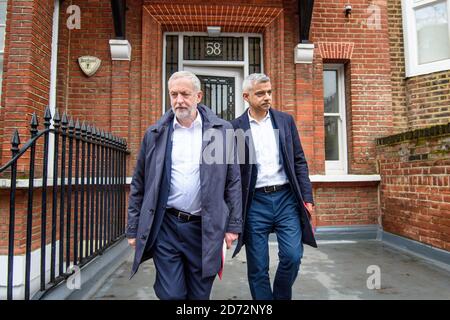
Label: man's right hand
xmin=128 ymin=238 xmax=136 ymax=248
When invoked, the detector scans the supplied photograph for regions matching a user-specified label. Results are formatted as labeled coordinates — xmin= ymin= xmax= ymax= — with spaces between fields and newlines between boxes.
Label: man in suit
xmin=126 ymin=71 xmax=242 ymax=300
xmin=231 ymin=73 xmax=317 ymax=300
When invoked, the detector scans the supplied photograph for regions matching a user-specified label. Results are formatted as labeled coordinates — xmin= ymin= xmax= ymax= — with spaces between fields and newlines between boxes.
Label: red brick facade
xmin=311 ymin=0 xmax=394 ymax=174
xmin=379 ymin=0 xmax=450 ymax=251
xmin=314 ymin=183 xmax=379 ymax=226
xmin=377 ymin=127 xmax=450 ymax=251
xmin=0 ymin=0 xmax=53 ymax=167
xmin=388 ymin=0 xmax=450 ymax=131
xmin=0 ymin=0 xmax=448 ymax=256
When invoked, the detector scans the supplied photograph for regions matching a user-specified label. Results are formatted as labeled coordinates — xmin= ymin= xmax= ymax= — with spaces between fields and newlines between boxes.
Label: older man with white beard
xmin=126 ymin=71 xmax=242 ymax=300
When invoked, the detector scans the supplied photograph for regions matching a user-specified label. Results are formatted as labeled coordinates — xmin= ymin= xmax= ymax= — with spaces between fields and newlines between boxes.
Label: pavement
xmin=90 ymin=239 xmax=450 ymax=300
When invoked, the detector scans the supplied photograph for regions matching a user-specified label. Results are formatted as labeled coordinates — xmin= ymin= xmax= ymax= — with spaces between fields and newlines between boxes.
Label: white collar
xmin=173 ymin=109 xmax=202 ymax=129
xmin=248 ymin=108 xmax=270 ymax=124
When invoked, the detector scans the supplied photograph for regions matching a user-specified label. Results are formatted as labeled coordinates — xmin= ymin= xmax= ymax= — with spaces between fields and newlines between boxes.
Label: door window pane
xmin=198 ymin=75 xmax=235 ymax=120
xmin=325 ymin=116 xmax=339 ymax=161
xmin=415 ymin=1 xmax=450 ymax=64
xmin=323 ymin=70 xmax=339 ymax=113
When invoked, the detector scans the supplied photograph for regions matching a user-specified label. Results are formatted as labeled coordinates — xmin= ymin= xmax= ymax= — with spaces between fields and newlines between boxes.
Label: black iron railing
xmin=0 ymin=107 xmax=129 ymax=300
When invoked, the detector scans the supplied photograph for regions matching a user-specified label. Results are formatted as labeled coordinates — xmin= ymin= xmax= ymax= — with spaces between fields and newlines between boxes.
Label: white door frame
xmin=162 ymin=32 xmax=263 ymax=117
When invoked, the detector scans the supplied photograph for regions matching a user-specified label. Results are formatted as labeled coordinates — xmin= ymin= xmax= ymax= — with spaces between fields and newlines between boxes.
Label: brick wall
xmin=405 ymin=72 xmax=450 ymax=129
xmin=313 ymin=183 xmax=379 ymax=226
xmin=55 ymin=0 xmax=144 ymax=173
xmin=1 ymin=0 xmax=403 ymax=246
xmin=264 ymin=12 xmax=284 ymax=112
xmin=387 ymin=0 xmax=408 ymax=133
xmin=50 ymin=0 xmax=396 ymax=178
xmin=0 ymin=125 xmax=130 ymax=257
xmin=0 ymin=0 xmax=54 ymax=168
xmin=263 ymin=0 xmax=383 ymax=226
xmin=311 ymin=0 xmax=394 ymax=174
xmin=382 ymin=0 xmax=450 ymax=251
xmin=377 ymin=124 xmax=450 ymax=251
xmin=388 ymin=0 xmax=450 ymax=131
xmin=141 ymin=10 xmax=160 ymax=129
xmin=0 ymin=188 xmax=59 ymax=256
xmin=57 ymin=0 xmax=119 ymax=131
xmin=0 ymin=184 xmax=129 ymax=256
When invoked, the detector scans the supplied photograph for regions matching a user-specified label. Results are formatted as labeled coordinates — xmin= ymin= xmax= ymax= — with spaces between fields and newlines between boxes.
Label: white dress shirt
xmin=248 ymin=109 xmax=289 ymax=188
xmin=167 ymin=111 xmax=203 ymax=214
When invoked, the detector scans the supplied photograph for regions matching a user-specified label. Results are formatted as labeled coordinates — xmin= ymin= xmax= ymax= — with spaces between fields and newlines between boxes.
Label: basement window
xmin=402 ymin=0 xmax=450 ymax=77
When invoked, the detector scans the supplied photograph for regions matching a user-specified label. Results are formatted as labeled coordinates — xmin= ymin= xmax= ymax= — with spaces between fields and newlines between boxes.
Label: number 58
xmin=206 ymin=42 xmax=221 ymax=56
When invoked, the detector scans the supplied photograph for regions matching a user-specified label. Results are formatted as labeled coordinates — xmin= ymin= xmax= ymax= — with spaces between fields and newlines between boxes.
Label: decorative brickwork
xmin=317 ymin=42 xmax=354 ymax=60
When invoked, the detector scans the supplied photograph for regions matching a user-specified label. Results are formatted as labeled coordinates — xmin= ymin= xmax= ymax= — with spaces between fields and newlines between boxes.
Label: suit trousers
xmin=153 ymin=212 xmax=215 ymax=300
xmin=244 ymin=187 xmax=303 ymax=300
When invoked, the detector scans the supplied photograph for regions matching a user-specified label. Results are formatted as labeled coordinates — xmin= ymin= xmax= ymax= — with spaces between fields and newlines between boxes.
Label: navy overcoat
xmin=230 ymin=108 xmax=317 ymax=258
xmin=127 ymin=104 xmax=243 ymax=279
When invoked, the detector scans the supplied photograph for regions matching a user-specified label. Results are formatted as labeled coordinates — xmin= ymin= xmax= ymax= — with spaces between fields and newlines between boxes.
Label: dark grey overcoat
xmin=126 ymin=104 xmax=242 ymax=279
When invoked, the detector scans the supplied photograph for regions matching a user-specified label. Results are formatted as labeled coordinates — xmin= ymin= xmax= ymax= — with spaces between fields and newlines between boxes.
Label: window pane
xmin=0 ymin=27 xmax=4 ymax=51
xmin=183 ymin=36 xmax=244 ymax=61
xmin=165 ymin=35 xmax=178 ymax=111
xmin=415 ymin=1 xmax=450 ymax=64
xmin=198 ymin=75 xmax=235 ymax=120
xmin=249 ymin=37 xmax=261 ymax=74
xmin=0 ymin=0 xmax=6 ymax=25
xmin=325 ymin=116 xmax=339 ymax=161
xmin=323 ymin=70 xmax=338 ymax=113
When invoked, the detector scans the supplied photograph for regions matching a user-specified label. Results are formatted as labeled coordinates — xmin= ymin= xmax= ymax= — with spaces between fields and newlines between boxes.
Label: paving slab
xmin=91 ymin=240 xmax=450 ymax=300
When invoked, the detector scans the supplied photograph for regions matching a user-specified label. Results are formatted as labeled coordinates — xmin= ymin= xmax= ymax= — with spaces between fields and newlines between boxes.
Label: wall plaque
xmin=78 ymin=56 xmax=101 ymax=77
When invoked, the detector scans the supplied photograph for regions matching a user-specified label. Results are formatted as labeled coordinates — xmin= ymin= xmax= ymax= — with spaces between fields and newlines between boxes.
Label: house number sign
xmin=205 ymin=41 xmax=223 ymax=57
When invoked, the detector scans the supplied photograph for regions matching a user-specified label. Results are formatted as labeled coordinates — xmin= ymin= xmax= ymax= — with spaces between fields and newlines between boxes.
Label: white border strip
xmin=310 ymin=175 xmax=381 ymax=182
xmin=1 ymin=175 xmax=380 ymax=188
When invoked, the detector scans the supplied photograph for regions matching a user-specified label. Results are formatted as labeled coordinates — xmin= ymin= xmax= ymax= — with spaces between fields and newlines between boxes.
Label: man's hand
xmin=305 ymin=202 xmax=314 ymax=215
xmin=224 ymin=232 xmax=238 ymax=249
xmin=305 ymin=202 xmax=316 ymax=230
xmin=128 ymin=238 xmax=136 ymax=248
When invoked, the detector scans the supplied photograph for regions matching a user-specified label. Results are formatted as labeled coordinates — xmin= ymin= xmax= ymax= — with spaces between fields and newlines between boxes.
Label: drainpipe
xmin=295 ymin=0 xmax=315 ymax=64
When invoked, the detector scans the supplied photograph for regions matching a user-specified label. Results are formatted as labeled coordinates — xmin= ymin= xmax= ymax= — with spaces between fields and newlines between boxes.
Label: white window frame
xmin=162 ymin=32 xmax=264 ymax=115
xmin=402 ymin=0 xmax=450 ymax=77
xmin=324 ymin=64 xmax=348 ymax=175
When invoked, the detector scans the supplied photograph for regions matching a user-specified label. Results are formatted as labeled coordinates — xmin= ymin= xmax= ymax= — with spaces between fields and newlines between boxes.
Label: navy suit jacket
xmin=230 ymin=108 xmax=317 ymax=257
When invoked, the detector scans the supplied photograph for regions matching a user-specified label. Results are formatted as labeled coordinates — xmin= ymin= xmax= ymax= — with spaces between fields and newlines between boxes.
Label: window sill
xmin=310 ymin=174 xmax=381 ymax=183
xmin=405 ymin=61 xmax=450 ymax=78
